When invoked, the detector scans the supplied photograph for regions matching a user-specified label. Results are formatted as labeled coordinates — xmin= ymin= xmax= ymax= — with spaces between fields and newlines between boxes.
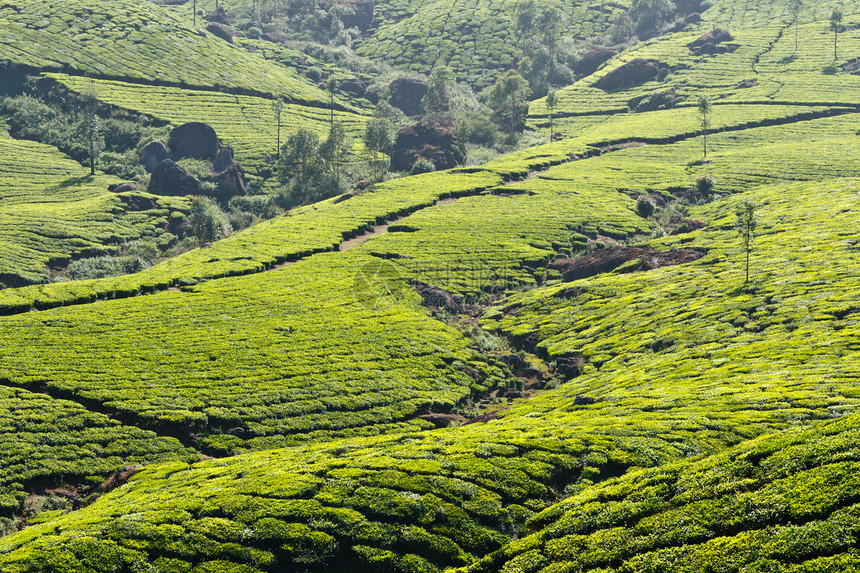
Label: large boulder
xmin=212 ymin=145 xmax=246 ymax=202
xmin=149 ymin=159 xmax=201 ymax=196
xmin=204 ymin=6 xmax=234 ymax=25
xmin=575 ymin=48 xmax=618 ymax=77
xmin=140 ymin=140 xmax=170 ymax=172
xmin=262 ymin=31 xmax=289 ymax=44
xmin=168 ymin=122 xmax=219 ymax=161
xmin=388 ymin=78 xmax=428 ymax=117
xmin=108 ymin=182 xmax=138 ymax=193
xmin=596 ymin=58 xmax=659 ymax=91
xmin=629 ymin=89 xmax=679 ymax=113
xmin=340 ymin=78 xmax=367 ymax=98
xmin=205 ymin=22 xmax=233 ymax=43
xmin=390 ymin=115 xmax=466 ymax=172
xmin=340 ymin=0 xmax=375 ymax=30
xmin=688 ymin=29 xmax=734 ymax=55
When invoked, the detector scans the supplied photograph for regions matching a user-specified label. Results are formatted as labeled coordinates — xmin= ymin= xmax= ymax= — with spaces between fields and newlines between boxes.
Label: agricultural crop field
xmin=49 ymin=74 xmax=369 ymax=177
xmin=3 ymin=174 xmax=860 ymax=570
xmin=0 ymin=0 xmax=859 ymax=570
xmin=358 ymin=0 xmax=632 ymax=89
xmin=0 ymin=248 xmax=511 ymax=452
xmin=0 ymin=125 xmax=188 ymax=287
xmin=0 ymin=386 xmax=192 ymax=522
xmin=469 ymin=412 xmax=860 ymax=573
xmin=0 ymin=0 xmax=334 ymax=106
xmin=530 ymin=2 xmax=860 ymax=129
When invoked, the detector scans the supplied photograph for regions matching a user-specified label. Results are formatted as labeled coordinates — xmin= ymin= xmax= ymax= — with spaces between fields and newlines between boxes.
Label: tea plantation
xmin=0 ymin=0 xmax=334 ymax=105
xmin=0 ymin=124 xmax=188 ymax=287
xmin=530 ymin=0 xmax=860 ymax=133
xmin=467 ymin=412 xmax=860 ymax=573
xmin=358 ymin=0 xmax=632 ymax=89
xmin=0 ymin=0 xmax=859 ymax=570
xmin=48 ymin=74 xmax=369 ymax=178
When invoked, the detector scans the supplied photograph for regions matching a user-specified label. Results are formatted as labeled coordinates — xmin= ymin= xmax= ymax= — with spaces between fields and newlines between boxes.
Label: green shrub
xmin=66 ymin=255 xmax=148 ymax=280
xmin=190 ymin=197 xmax=233 ymax=244
xmin=455 ymin=112 xmax=500 ymax=147
xmin=411 ymin=158 xmax=436 ymax=175
xmin=636 ymin=196 xmax=656 ymax=218
xmin=696 ymin=175 xmax=716 ymax=199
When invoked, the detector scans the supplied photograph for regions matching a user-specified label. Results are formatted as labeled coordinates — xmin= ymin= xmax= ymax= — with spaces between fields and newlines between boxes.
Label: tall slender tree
xmin=546 ymin=89 xmax=558 ymax=140
xmin=538 ymin=4 xmax=565 ymax=87
xmin=82 ymin=82 xmax=102 ymax=176
xmin=272 ymin=98 xmax=284 ymax=158
xmin=193 ymin=0 xmax=197 ymax=26
xmin=422 ymin=66 xmax=456 ymax=114
xmin=787 ymin=0 xmax=802 ymax=55
xmin=320 ymin=121 xmax=351 ymax=189
xmin=363 ymin=119 xmax=395 ymax=180
xmin=327 ymin=77 xmax=337 ymax=131
xmin=698 ymin=95 xmax=712 ymax=160
xmin=830 ymin=9 xmax=843 ymax=61
xmin=735 ymin=199 xmax=757 ymax=285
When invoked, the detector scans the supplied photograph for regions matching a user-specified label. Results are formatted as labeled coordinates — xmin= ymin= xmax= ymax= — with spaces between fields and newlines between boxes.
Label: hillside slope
xmin=0 ymin=0 xmax=858 ymax=570
xmin=0 ymin=0 xmax=367 ymax=285
xmin=466 ymin=412 xmax=860 ymax=573
xmin=358 ymin=0 xmax=632 ymax=89
xmin=0 ymin=124 xmax=188 ymax=287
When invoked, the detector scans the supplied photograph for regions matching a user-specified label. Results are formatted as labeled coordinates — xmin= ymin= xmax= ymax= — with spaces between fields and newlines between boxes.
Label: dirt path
xmin=339 ymin=218 xmax=406 ymax=252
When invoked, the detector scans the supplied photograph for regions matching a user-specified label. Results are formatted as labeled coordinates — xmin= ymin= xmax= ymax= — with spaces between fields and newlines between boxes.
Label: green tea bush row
xmin=0 ymin=0 xmax=336 ymax=106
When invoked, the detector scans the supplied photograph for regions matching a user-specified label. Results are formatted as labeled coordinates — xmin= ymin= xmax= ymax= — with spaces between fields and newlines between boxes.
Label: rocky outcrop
xmin=204 ymin=6 xmax=234 ymax=25
xmin=629 ymin=89 xmax=679 ymax=113
xmin=549 ymin=247 xmax=705 ymax=281
xmin=596 ymin=58 xmax=659 ymax=91
xmin=413 ymin=283 xmax=462 ymax=313
xmin=340 ymin=0 xmax=375 ymax=30
xmin=205 ymin=22 xmax=233 ymax=43
xmin=212 ymin=145 xmax=246 ymax=202
xmin=688 ymin=29 xmax=737 ymax=55
xmin=141 ymin=140 xmax=170 ymax=172
xmin=390 ymin=115 xmax=466 ymax=172
xmin=556 ymin=356 xmax=584 ymax=380
xmin=149 ymin=159 xmax=201 ymax=196
xmin=844 ymin=58 xmax=860 ymax=76
xmin=389 ymin=78 xmax=428 ymax=116
xmin=340 ymin=78 xmax=367 ymax=98
xmin=575 ymin=48 xmax=618 ymax=77
xmin=108 ymin=182 xmax=138 ymax=193
xmin=262 ymin=31 xmax=289 ymax=44
xmin=418 ymin=413 xmax=468 ymax=428
xmin=689 ymin=28 xmax=734 ymax=48
xmin=168 ymin=122 xmax=220 ymax=161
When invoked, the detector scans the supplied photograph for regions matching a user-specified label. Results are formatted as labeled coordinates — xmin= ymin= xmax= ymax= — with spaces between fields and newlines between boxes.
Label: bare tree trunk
xmin=834 ymin=29 xmax=838 ymax=60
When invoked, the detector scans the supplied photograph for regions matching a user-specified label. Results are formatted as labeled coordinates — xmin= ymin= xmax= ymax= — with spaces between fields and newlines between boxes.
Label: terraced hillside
xmin=48 ymin=74 xmax=369 ymax=179
xmin=3 ymin=114 xmax=859 ymax=568
xmin=358 ymin=0 xmax=633 ymax=89
xmin=529 ymin=0 xmax=860 ymax=133
xmin=0 ymin=124 xmax=188 ymax=287
xmin=468 ymin=412 xmax=860 ymax=572
xmin=0 ymin=0 xmax=859 ymax=570
xmin=0 ymin=0 xmax=368 ymax=285
xmin=0 ymin=0 xmax=334 ymax=104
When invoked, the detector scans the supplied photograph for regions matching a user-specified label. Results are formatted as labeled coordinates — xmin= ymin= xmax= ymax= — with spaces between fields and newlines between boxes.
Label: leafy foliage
xmin=0 ymin=0 xmax=335 ymax=105
xmin=0 ymin=125 xmax=188 ymax=287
